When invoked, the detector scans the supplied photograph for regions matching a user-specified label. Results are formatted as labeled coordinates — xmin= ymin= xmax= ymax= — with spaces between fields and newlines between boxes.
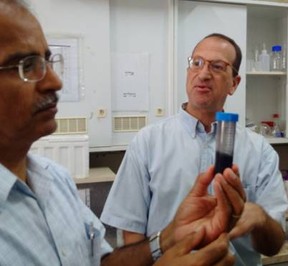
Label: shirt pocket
xmin=85 ymin=222 xmax=101 ymax=266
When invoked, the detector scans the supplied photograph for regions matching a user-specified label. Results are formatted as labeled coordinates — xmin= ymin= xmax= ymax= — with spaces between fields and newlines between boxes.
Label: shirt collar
xmin=0 ymin=154 xmax=54 ymax=208
xmin=0 ymin=164 xmax=18 ymax=203
xmin=179 ymin=102 xmax=217 ymax=137
xmin=26 ymin=154 xmax=54 ymax=207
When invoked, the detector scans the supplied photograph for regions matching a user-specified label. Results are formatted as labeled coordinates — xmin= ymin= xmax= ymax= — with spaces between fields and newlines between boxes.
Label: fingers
xmin=213 ymin=253 xmax=235 ymax=266
xmin=186 ymin=233 xmax=235 ymax=266
xmin=228 ymin=223 xmax=244 ymax=240
xmin=228 ymin=165 xmax=246 ymax=202
xmin=215 ymin=167 xmax=246 ymax=217
xmin=189 ymin=165 xmax=215 ymax=197
xmin=155 ymin=231 xmax=235 ymax=266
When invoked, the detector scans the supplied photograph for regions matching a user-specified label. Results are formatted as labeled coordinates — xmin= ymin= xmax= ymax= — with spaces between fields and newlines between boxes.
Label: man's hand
xmin=161 ymin=165 xmax=246 ymax=250
xmin=229 ymin=202 xmax=285 ymax=256
xmin=155 ymin=229 xmax=235 ymax=266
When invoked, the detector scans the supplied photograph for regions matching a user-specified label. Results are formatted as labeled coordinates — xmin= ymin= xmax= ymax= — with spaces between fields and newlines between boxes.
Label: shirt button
xmin=61 ymin=249 xmax=66 ymax=257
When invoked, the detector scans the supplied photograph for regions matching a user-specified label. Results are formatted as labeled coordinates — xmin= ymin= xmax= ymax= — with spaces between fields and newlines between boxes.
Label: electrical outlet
xmin=96 ymin=108 xmax=107 ymax=118
xmin=156 ymin=107 xmax=164 ymax=117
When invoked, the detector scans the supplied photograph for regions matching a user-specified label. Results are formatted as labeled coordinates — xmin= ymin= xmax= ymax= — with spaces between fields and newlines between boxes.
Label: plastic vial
xmin=272 ymin=113 xmax=282 ymax=138
xmin=259 ymin=43 xmax=270 ymax=71
xmin=215 ymin=112 xmax=239 ymax=174
xmin=271 ymin=45 xmax=282 ymax=71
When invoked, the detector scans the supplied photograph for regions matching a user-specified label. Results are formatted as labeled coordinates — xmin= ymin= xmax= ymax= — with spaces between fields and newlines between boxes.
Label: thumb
xmin=189 ymin=166 xmax=215 ymax=197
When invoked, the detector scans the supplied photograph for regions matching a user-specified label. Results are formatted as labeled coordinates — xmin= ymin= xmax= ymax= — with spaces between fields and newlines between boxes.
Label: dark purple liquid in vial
xmin=215 ymin=151 xmax=233 ymax=174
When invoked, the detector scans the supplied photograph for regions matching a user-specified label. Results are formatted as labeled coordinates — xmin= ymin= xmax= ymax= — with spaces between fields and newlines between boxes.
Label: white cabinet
xmin=176 ymin=0 xmax=288 ymax=144
xmin=246 ymin=5 xmax=288 ymax=144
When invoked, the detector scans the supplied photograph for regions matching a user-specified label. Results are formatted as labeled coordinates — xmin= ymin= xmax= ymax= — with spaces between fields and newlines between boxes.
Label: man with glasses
xmin=0 ymin=0 xmax=244 ymax=265
xmin=101 ymin=33 xmax=288 ymax=265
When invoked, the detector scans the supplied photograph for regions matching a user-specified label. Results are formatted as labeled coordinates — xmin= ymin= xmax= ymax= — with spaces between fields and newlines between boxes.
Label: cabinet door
xmin=246 ymin=5 xmax=288 ymax=143
xmin=176 ymin=0 xmax=247 ymax=126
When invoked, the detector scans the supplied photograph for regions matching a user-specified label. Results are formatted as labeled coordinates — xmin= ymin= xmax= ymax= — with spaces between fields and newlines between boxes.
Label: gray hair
xmin=0 ymin=0 xmax=36 ymax=17
xmin=0 ymin=0 xmax=30 ymax=9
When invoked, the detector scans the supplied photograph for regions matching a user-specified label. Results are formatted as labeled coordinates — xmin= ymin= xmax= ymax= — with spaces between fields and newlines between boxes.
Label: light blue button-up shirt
xmin=0 ymin=153 xmax=112 ymax=266
xmin=101 ymin=106 xmax=288 ymax=266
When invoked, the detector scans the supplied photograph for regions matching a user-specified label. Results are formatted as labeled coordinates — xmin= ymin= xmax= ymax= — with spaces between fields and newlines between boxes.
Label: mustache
xmin=33 ymin=93 xmax=59 ymax=114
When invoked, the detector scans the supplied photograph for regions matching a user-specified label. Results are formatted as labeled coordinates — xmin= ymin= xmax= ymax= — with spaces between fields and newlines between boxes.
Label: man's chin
xmin=37 ymin=122 xmax=58 ymax=139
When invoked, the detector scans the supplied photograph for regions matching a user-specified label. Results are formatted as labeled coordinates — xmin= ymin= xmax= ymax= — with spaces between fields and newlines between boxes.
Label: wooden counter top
xmin=74 ymin=167 xmax=115 ymax=184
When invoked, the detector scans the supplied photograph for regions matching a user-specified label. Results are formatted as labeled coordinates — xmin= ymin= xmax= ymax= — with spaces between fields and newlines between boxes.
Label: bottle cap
xmin=216 ymin=112 xmax=239 ymax=122
xmin=272 ymin=45 xmax=282 ymax=52
xmin=273 ymin=113 xmax=279 ymax=118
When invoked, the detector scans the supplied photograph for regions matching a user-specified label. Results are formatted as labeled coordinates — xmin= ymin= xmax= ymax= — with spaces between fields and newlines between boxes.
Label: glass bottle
xmin=271 ymin=45 xmax=282 ymax=71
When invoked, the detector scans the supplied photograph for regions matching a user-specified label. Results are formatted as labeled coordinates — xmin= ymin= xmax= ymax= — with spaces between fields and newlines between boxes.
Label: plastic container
xmin=271 ymin=45 xmax=282 ymax=71
xmin=252 ymin=47 xmax=260 ymax=71
xmin=272 ymin=113 xmax=282 ymax=138
xmin=215 ymin=112 xmax=239 ymax=174
xmin=282 ymin=45 xmax=286 ymax=71
xmin=259 ymin=43 xmax=270 ymax=71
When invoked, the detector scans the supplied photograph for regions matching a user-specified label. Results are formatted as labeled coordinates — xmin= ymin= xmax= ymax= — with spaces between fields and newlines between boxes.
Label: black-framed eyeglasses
xmin=188 ymin=56 xmax=238 ymax=76
xmin=0 ymin=53 xmax=64 ymax=82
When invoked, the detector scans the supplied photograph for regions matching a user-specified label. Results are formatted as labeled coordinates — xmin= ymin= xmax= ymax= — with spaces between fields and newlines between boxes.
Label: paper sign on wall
xmin=48 ymin=37 xmax=80 ymax=102
xmin=112 ymin=53 xmax=149 ymax=112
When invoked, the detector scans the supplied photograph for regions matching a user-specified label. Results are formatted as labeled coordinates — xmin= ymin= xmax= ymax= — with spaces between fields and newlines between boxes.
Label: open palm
xmin=173 ymin=166 xmax=231 ymax=247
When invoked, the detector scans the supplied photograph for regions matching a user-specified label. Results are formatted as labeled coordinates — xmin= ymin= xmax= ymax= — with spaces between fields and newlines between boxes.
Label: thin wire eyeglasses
xmin=0 ymin=53 xmax=64 ymax=82
xmin=188 ymin=56 xmax=238 ymax=76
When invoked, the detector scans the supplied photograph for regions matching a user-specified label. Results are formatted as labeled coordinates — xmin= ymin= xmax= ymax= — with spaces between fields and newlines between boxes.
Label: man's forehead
xmin=0 ymin=12 xmax=48 ymax=64
xmin=192 ymin=37 xmax=236 ymax=60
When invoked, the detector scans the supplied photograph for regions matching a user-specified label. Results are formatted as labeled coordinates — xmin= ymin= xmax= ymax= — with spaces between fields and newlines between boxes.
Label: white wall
xmin=29 ymin=0 xmax=112 ymax=149
xmin=28 ymin=0 xmax=172 ymax=150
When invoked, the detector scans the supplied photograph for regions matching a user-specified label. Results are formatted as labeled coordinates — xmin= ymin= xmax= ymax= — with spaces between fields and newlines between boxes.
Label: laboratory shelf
xmin=267 ymin=137 xmax=288 ymax=144
xmin=246 ymin=71 xmax=286 ymax=76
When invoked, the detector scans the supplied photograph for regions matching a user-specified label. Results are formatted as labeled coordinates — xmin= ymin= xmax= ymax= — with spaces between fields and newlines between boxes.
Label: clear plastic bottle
xmin=271 ymin=45 xmax=282 ymax=71
xmin=272 ymin=113 xmax=282 ymax=138
xmin=259 ymin=43 xmax=270 ymax=71
xmin=282 ymin=45 xmax=286 ymax=71
xmin=215 ymin=112 xmax=239 ymax=174
xmin=253 ymin=47 xmax=260 ymax=71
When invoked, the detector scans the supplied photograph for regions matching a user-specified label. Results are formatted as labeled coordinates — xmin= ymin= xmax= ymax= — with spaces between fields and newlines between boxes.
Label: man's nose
xmin=37 ymin=65 xmax=63 ymax=92
xmin=198 ymin=63 xmax=212 ymax=80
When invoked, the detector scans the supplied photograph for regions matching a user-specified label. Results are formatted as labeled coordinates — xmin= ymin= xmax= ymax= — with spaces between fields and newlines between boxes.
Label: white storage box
xmin=30 ymin=135 xmax=89 ymax=179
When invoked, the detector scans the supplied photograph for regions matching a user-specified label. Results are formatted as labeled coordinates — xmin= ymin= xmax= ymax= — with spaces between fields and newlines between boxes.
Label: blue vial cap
xmin=272 ymin=45 xmax=282 ymax=52
xmin=216 ymin=112 xmax=239 ymax=122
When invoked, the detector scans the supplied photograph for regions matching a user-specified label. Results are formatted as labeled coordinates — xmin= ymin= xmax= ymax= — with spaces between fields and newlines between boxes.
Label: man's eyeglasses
xmin=188 ymin=56 xmax=238 ymax=76
xmin=0 ymin=54 xmax=64 ymax=82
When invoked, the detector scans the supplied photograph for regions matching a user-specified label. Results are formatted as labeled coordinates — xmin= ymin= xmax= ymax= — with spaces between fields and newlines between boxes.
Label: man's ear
xmin=229 ymin=75 xmax=241 ymax=95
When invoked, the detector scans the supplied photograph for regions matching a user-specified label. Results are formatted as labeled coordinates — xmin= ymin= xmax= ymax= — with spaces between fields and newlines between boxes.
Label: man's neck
xmin=184 ymin=103 xmax=218 ymax=132
xmin=0 ymin=153 xmax=28 ymax=182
